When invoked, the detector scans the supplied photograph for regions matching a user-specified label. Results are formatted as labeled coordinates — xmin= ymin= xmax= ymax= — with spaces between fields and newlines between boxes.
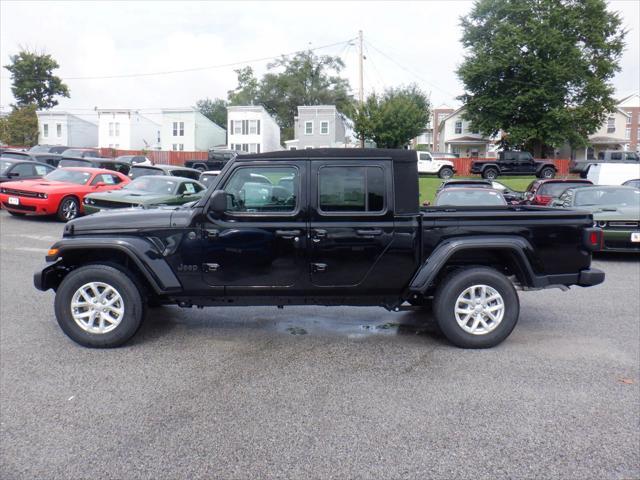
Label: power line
xmin=0 ymin=38 xmax=356 ymax=82
xmin=364 ymin=39 xmax=459 ymax=100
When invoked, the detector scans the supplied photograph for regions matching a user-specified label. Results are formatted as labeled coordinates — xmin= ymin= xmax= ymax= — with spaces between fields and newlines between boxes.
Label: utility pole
xmin=358 ymin=30 xmax=365 ymax=148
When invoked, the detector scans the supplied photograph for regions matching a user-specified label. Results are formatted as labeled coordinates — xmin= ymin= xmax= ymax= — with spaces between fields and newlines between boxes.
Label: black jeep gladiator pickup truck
xmin=35 ymin=149 xmax=604 ymax=349
xmin=470 ymin=151 xmax=557 ymax=180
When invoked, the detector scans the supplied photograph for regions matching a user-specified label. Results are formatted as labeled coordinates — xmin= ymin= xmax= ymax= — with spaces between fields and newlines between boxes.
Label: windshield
xmin=130 ymin=167 xmax=163 ymax=179
xmin=574 ymin=188 xmax=640 ymax=207
xmin=539 ymin=182 xmax=591 ymax=197
xmin=124 ymin=177 xmax=178 ymax=194
xmin=45 ymin=169 xmax=92 ymax=185
xmin=436 ymin=189 xmax=506 ymax=206
xmin=29 ymin=145 xmax=51 ymax=153
xmin=0 ymin=160 xmax=14 ymax=174
xmin=59 ymin=158 xmax=90 ymax=168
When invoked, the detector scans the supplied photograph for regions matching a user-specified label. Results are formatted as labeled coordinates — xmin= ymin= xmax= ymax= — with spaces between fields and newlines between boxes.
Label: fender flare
xmin=35 ymin=236 xmax=182 ymax=294
xmin=408 ymin=236 xmax=539 ymax=293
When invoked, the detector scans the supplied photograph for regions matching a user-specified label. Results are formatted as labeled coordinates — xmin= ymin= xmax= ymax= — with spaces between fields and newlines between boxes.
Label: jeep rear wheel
xmin=54 ymin=264 xmax=144 ymax=348
xmin=438 ymin=167 xmax=454 ymax=179
xmin=433 ymin=267 xmax=519 ymax=348
xmin=482 ymin=168 xmax=499 ymax=180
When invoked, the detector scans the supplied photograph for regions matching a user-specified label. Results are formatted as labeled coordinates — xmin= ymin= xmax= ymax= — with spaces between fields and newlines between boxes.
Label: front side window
xmin=222 ymin=166 xmax=298 ymax=214
xmin=12 ymin=163 xmax=34 ymax=177
xmin=34 ymin=164 xmax=52 ymax=176
xmin=305 ymin=121 xmax=313 ymax=135
xmin=319 ymin=166 xmax=385 ymax=213
xmin=320 ymin=121 xmax=329 ymax=135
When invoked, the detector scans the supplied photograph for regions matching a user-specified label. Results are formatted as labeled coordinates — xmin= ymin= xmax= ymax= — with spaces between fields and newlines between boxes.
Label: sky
xmin=1 ymin=0 xmax=638 ymax=121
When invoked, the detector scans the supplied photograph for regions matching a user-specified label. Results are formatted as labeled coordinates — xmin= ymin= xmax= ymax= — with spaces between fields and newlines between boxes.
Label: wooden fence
xmin=98 ymin=148 xmax=572 ymax=176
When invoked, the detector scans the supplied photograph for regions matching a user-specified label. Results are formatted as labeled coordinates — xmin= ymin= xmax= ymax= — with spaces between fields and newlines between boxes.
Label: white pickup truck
xmin=416 ymin=151 xmax=456 ymax=179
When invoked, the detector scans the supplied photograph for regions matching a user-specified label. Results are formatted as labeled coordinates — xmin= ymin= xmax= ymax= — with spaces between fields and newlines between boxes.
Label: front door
xmin=308 ymin=160 xmax=395 ymax=292
xmin=201 ymin=161 xmax=307 ymax=289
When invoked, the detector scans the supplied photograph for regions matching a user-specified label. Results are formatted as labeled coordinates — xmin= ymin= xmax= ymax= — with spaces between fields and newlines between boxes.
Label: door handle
xmin=275 ymin=229 xmax=301 ymax=239
xmin=311 ymin=263 xmax=327 ymax=273
xmin=356 ymin=229 xmax=383 ymax=237
xmin=312 ymin=229 xmax=327 ymax=238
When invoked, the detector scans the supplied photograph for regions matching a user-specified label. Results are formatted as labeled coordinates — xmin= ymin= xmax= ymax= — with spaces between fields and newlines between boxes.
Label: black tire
xmin=57 ymin=196 xmax=80 ymax=222
xmin=539 ymin=167 xmax=555 ymax=179
xmin=433 ymin=267 xmax=519 ymax=348
xmin=438 ymin=167 xmax=454 ymax=179
xmin=54 ymin=264 xmax=145 ymax=348
xmin=482 ymin=167 xmax=499 ymax=180
xmin=8 ymin=211 xmax=25 ymax=216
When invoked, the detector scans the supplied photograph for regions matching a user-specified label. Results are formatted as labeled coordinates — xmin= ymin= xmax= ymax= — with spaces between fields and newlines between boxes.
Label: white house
xmin=567 ymin=108 xmax=632 ymax=161
xmin=161 ymin=108 xmax=226 ymax=151
xmin=227 ymin=105 xmax=281 ymax=153
xmin=284 ymin=105 xmax=347 ymax=150
xmin=36 ymin=111 xmax=98 ymax=147
xmin=437 ymin=106 xmax=498 ymax=158
xmin=97 ymin=109 xmax=161 ymax=150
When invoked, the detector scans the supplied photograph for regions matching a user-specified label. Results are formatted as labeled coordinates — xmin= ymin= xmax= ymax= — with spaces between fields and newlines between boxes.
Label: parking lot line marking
xmin=3 ymin=234 xmax=59 ymax=242
xmin=0 ymin=246 xmax=48 ymax=253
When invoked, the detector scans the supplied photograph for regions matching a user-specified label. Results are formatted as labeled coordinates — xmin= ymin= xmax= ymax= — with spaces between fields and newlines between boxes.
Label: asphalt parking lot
xmin=1 ymin=210 xmax=639 ymax=480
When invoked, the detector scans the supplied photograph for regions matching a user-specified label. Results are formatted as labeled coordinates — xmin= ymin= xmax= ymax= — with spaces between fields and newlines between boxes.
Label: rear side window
xmin=60 ymin=158 xmax=90 ymax=168
xmin=34 ymin=164 xmax=53 ymax=176
xmin=172 ymin=169 xmax=199 ymax=180
xmin=319 ymin=166 xmax=385 ymax=213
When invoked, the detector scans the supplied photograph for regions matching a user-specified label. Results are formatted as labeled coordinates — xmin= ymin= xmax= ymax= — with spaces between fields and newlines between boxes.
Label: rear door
xmin=308 ymin=160 xmax=395 ymax=290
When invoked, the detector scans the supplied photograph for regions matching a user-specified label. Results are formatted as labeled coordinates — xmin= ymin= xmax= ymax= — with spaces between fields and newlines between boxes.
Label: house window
xmin=249 ymin=120 xmax=258 ymax=135
xmin=607 ymin=116 xmax=615 ymax=133
xmin=320 ymin=121 xmax=329 ymax=135
xmin=626 ymin=127 xmax=631 ymax=140
xmin=305 ymin=121 xmax=313 ymax=135
xmin=627 ymin=115 xmax=632 ymax=125
xmin=43 ymin=124 xmax=49 ymax=138
xmin=109 ymin=123 xmax=113 ymax=136
xmin=179 ymin=144 xmax=184 ymax=151
xmin=249 ymin=143 xmax=258 ymax=153
xmin=114 ymin=123 xmax=119 ymax=136
xmin=305 ymin=146 xmax=313 ymax=150
xmin=157 ymin=130 xmax=161 ymax=143
xmin=172 ymin=144 xmax=177 ymax=151
xmin=234 ymin=121 xmax=242 ymax=135
xmin=242 ymin=144 xmax=249 ymax=152
xmin=290 ymin=147 xmax=297 ymax=150
xmin=179 ymin=122 xmax=184 ymax=136
xmin=454 ymin=121 xmax=462 ymax=134
xmin=172 ymin=122 xmax=184 ymax=136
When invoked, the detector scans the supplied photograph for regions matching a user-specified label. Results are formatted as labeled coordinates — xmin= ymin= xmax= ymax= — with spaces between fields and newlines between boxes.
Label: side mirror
xmin=7 ymin=172 xmax=19 ymax=178
xmin=209 ymin=190 xmax=227 ymax=214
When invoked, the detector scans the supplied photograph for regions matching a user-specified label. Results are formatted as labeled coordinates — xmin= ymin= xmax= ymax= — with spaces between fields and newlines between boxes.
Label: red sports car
xmin=0 ymin=167 xmax=130 ymax=221
xmin=522 ymin=179 xmax=593 ymax=206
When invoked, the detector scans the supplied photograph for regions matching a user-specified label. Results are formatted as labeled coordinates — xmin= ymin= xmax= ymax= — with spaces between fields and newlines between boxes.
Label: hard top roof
xmin=237 ymin=148 xmax=417 ymax=163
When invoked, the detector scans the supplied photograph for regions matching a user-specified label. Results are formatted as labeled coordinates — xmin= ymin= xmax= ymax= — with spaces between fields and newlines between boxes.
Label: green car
xmin=83 ymin=175 xmax=206 ymax=214
xmin=552 ymin=185 xmax=640 ymax=252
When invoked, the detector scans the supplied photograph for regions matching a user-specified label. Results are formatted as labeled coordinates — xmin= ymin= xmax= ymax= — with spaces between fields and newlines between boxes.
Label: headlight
xmin=37 ymin=192 xmax=47 ymax=199
xmin=597 ymin=220 xmax=607 ymax=228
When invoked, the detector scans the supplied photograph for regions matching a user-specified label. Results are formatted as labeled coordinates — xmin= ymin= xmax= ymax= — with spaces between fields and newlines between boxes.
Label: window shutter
xmin=242 ymin=120 xmax=247 ymax=135
xmin=257 ymin=144 xmax=261 ymax=153
xmin=257 ymin=120 xmax=260 ymax=135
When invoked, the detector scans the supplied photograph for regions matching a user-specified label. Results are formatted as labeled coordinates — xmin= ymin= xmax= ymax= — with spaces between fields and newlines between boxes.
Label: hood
xmin=591 ymin=205 xmax=640 ymax=221
xmin=64 ymin=207 xmax=176 ymax=235
xmin=1 ymin=178 xmax=75 ymax=192
xmin=86 ymin=189 xmax=169 ymax=204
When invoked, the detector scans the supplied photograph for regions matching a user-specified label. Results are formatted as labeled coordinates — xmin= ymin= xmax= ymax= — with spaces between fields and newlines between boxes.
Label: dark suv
xmin=470 ymin=151 xmax=557 ymax=180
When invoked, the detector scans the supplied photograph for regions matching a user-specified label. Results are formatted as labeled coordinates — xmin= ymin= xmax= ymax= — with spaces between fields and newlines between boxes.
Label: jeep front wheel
xmin=482 ymin=167 xmax=499 ymax=180
xmin=54 ymin=264 xmax=144 ymax=348
xmin=433 ymin=267 xmax=519 ymax=348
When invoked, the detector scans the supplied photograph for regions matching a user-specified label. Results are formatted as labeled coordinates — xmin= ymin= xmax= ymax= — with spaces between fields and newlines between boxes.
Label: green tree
xmin=227 ymin=67 xmax=261 ymax=106
xmin=352 ymin=85 xmax=431 ymax=149
xmin=4 ymin=50 xmax=70 ymax=109
xmin=226 ymin=52 xmax=354 ymax=141
xmin=195 ymin=98 xmax=228 ymax=128
xmin=457 ymin=0 xmax=626 ymax=156
xmin=0 ymin=105 xmax=39 ymax=146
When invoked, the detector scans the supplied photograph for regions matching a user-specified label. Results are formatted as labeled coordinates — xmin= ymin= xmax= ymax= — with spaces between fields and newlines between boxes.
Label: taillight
xmin=583 ymin=227 xmax=603 ymax=252
xmin=535 ymin=194 xmax=552 ymax=205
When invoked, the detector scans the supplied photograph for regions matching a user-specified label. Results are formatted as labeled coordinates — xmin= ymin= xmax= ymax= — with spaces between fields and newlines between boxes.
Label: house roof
xmin=588 ymin=136 xmax=629 ymax=144
xmin=446 ymin=136 xmax=490 ymax=145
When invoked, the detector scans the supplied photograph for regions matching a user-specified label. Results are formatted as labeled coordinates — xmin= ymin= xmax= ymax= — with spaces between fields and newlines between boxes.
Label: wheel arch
xmin=35 ymin=238 xmax=182 ymax=295
xmin=408 ymin=236 xmax=539 ymax=295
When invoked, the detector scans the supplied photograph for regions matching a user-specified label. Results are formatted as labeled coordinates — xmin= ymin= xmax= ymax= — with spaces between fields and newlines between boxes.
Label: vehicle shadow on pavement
xmin=130 ymin=305 xmax=448 ymax=346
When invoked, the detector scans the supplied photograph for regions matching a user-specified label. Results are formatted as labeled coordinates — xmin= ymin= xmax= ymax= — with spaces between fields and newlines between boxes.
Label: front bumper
xmin=601 ymin=229 xmax=640 ymax=252
xmin=0 ymin=194 xmax=54 ymax=215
